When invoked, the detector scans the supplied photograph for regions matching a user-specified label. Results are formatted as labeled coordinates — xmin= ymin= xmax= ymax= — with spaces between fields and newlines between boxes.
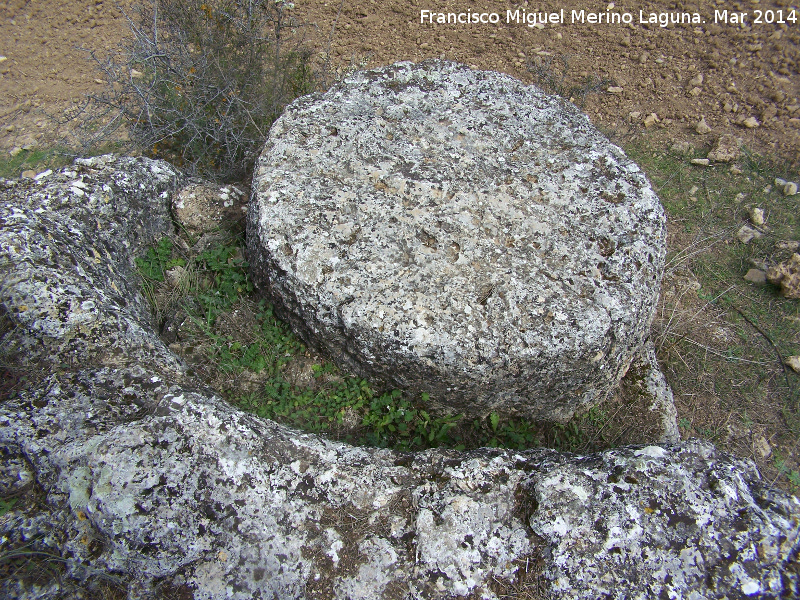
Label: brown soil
xmin=2 ymin=0 xmax=800 ymax=167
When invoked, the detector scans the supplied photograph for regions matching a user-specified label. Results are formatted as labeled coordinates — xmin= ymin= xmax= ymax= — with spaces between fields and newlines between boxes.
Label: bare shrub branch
xmin=78 ymin=0 xmax=314 ymax=181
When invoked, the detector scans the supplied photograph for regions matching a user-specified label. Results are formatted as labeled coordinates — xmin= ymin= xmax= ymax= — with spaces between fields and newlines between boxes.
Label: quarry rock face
xmin=1 ymin=156 xmax=799 ymax=599
xmin=248 ymin=60 xmax=667 ymax=422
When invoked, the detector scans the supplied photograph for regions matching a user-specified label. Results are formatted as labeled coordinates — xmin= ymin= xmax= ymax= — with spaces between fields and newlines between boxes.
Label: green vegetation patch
xmin=625 ymin=135 xmax=800 ymax=493
xmin=136 ymin=232 xmax=664 ymax=455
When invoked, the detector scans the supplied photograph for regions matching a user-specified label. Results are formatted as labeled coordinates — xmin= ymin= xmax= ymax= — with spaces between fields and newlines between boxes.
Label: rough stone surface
xmin=766 ymin=252 xmax=800 ymax=299
xmin=248 ymin=61 xmax=667 ymax=422
xmin=737 ymin=225 xmax=762 ymax=244
xmin=707 ymin=133 xmax=742 ymax=162
xmin=1 ymin=156 xmax=799 ymax=599
xmin=744 ymin=268 xmax=767 ymax=285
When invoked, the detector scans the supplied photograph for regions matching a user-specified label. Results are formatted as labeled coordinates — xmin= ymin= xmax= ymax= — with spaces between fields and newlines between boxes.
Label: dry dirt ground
xmin=1 ymin=1 xmax=800 ymax=483
xmin=2 ymin=0 xmax=800 ymax=164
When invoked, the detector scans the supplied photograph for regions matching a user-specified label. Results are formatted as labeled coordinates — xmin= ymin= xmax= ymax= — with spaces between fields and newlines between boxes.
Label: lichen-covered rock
xmin=1 ymin=155 xmax=798 ymax=599
xmin=766 ymin=253 xmax=800 ymax=299
xmin=248 ymin=60 xmax=667 ymax=422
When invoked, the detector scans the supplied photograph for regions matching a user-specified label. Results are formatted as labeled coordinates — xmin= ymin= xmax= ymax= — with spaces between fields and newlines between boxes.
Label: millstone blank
xmin=247 ymin=60 xmax=667 ymax=421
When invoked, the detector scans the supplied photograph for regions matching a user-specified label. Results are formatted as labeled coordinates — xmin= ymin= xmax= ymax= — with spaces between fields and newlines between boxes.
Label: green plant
xmin=134 ymin=238 xmax=184 ymax=282
xmin=0 ymin=148 xmax=73 ymax=180
xmin=358 ymin=390 xmax=461 ymax=450
xmin=195 ymin=244 xmax=252 ymax=319
xmin=773 ymin=451 xmax=800 ymax=492
xmin=201 ymin=302 xmax=303 ymax=376
xmin=0 ymin=498 xmax=16 ymax=518
xmin=83 ymin=0 xmax=314 ymax=181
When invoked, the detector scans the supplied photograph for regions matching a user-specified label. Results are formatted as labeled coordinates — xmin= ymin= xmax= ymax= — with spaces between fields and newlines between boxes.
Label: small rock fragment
xmin=776 ymin=240 xmax=800 ymax=252
xmin=130 ymin=69 xmax=144 ymax=79
xmin=629 ymin=111 xmax=641 ymax=121
xmin=690 ymin=158 xmax=710 ymax=166
xmin=671 ymin=140 xmax=692 ymax=155
xmin=689 ymin=87 xmax=702 ymax=97
xmin=786 ymin=355 xmax=800 ymax=373
xmin=695 ymin=117 xmax=712 ymax=134
xmin=742 ymin=116 xmax=760 ymax=128
xmin=753 ymin=435 xmax=772 ymax=459
xmin=688 ymin=73 xmax=704 ymax=87
xmin=172 ymin=182 xmax=246 ymax=237
xmin=743 ymin=269 xmax=766 ymax=284
xmin=707 ymin=134 xmax=742 ymax=162
xmin=607 ymin=86 xmax=623 ymax=94
xmin=20 ymin=170 xmax=35 ymax=179
xmin=9 ymin=147 xmax=22 ymax=157
xmin=165 ymin=265 xmax=188 ymax=288
xmin=736 ymin=225 xmax=761 ymax=244
xmin=783 ymin=182 xmax=798 ymax=196
xmin=643 ymin=113 xmax=659 ymax=128
xmin=762 ymin=105 xmax=778 ymax=121
xmin=766 ymin=253 xmax=800 ymax=298
xmin=775 ymin=178 xmax=787 ymax=187
xmin=749 ymin=207 xmax=765 ymax=226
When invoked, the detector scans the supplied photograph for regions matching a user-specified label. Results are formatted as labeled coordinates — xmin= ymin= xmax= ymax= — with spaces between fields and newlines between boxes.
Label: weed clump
xmin=527 ymin=53 xmax=612 ymax=107
xmin=83 ymin=0 xmax=314 ymax=181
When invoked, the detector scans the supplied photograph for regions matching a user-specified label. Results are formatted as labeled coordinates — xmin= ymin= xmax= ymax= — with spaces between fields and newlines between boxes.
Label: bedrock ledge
xmin=1 ymin=157 xmax=798 ymax=599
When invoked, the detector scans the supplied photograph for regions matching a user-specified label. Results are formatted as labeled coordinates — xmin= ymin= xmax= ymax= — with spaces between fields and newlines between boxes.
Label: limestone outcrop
xmin=248 ymin=60 xmax=667 ymax=422
xmin=1 ymin=156 xmax=798 ymax=599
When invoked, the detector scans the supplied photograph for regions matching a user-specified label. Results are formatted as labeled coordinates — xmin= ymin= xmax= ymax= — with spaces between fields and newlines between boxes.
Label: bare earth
xmin=1 ymin=1 xmax=799 ymax=483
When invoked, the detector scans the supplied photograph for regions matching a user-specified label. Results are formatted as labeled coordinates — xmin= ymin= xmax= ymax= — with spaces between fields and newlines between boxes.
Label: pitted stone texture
xmin=0 ymin=154 xmax=183 ymax=371
xmin=2 ymin=157 xmax=797 ymax=600
xmin=248 ymin=60 xmax=667 ymax=421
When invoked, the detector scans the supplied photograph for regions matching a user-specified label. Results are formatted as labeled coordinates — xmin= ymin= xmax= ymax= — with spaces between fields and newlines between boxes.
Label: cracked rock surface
xmin=1 ymin=156 xmax=798 ymax=599
xmin=248 ymin=60 xmax=667 ymax=422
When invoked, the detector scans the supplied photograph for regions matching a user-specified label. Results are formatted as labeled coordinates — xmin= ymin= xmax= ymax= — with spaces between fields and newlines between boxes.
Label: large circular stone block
xmin=247 ymin=61 xmax=666 ymax=422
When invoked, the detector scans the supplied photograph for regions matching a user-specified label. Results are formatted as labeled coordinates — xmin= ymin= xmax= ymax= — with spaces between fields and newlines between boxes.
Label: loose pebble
xmin=736 ymin=225 xmax=761 ymax=244
xmin=786 ymin=356 xmax=800 ymax=374
xmin=643 ymin=113 xmax=658 ymax=128
xmin=688 ymin=73 xmax=703 ymax=87
xmin=743 ymin=269 xmax=766 ymax=284
xmin=754 ymin=435 xmax=772 ymax=459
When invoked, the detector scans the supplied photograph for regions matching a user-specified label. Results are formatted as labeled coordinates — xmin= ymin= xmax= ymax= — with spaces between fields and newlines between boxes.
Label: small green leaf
xmin=490 ymin=412 xmax=500 ymax=432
